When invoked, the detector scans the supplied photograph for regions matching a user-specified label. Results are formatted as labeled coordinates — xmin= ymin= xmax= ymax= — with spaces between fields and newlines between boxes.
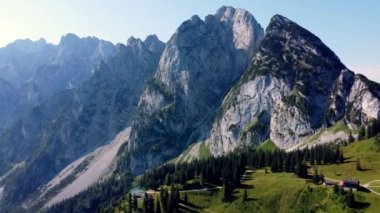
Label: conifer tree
xmin=348 ymin=133 xmax=355 ymax=143
xmin=358 ymin=126 xmax=365 ymax=140
xmin=173 ymin=187 xmax=180 ymax=210
xmin=184 ymin=192 xmax=188 ymax=203
xmin=159 ymin=189 xmax=167 ymax=213
xmin=164 ymin=174 xmax=171 ymax=186
xmin=127 ymin=193 xmax=132 ymax=212
xmin=233 ymin=167 xmax=240 ymax=186
xmin=132 ymin=195 xmax=138 ymax=212
xmin=312 ymin=167 xmax=320 ymax=184
xmin=346 ymin=189 xmax=356 ymax=208
xmin=222 ymin=180 xmax=231 ymax=202
xmin=155 ymin=195 xmax=161 ymax=213
xmin=270 ymin=158 xmax=278 ymax=173
xmin=334 ymin=146 xmax=340 ymax=162
xmin=242 ymin=189 xmax=248 ymax=203
xmin=200 ymin=172 xmax=204 ymax=186
xmin=339 ymin=152 xmax=344 ymax=164
xmin=333 ymin=185 xmax=339 ymax=194
xmin=143 ymin=192 xmax=149 ymax=213
xmin=356 ymin=158 xmax=362 ymax=171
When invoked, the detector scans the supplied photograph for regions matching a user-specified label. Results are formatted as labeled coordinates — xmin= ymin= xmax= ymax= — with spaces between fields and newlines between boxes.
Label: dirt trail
xmin=363 ymin=180 xmax=380 ymax=187
xmin=363 ymin=180 xmax=380 ymax=196
xmin=325 ymin=177 xmax=340 ymax=182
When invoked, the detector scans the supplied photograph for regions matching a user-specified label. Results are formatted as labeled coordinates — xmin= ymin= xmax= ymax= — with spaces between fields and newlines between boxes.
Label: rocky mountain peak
xmin=59 ymin=33 xmax=81 ymax=46
xmin=268 ymin=14 xmax=292 ymax=27
xmin=264 ymin=14 xmax=343 ymax=70
xmin=127 ymin=36 xmax=143 ymax=47
xmin=5 ymin=38 xmax=49 ymax=53
xmin=215 ymin=6 xmax=236 ymax=19
xmin=55 ymin=34 xmax=115 ymax=66
xmin=355 ymin=74 xmax=380 ymax=97
xmin=215 ymin=6 xmax=264 ymax=56
xmin=207 ymin=14 xmax=355 ymax=154
xmin=0 ymin=31 xmax=163 ymax=207
xmin=215 ymin=6 xmax=254 ymax=25
xmin=143 ymin=35 xmax=165 ymax=53
xmin=121 ymin=36 xmax=164 ymax=63
xmin=157 ymin=6 xmax=264 ymax=88
xmin=214 ymin=5 xmax=252 ymax=22
xmin=123 ymin=6 xmax=264 ymax=173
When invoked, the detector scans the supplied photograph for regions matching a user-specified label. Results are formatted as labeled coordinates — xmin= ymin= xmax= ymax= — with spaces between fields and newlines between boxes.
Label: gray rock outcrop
xmin=122 ymin=6 xmax=264 ymax=173
xmin=207 ymin=14 xmax=380 ymax=154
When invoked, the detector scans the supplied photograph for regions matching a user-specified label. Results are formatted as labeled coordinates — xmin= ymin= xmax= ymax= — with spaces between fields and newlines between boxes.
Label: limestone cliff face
xmin=208 ymin=75 xmax=290 ymax=155
xmin=346 ymin=74 xmax=380 ymax=126
xmin=325 ymin=69 xmax=355 ymax=125
xmin=207 ymin=14 xmax=380 ymax=154
xmin=123 ymin=6 xmax=264 ymax=173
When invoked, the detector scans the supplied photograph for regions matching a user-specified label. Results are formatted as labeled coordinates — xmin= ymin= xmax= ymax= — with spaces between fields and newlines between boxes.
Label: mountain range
xmin=0 ymin=6 xmax=379 ymax=212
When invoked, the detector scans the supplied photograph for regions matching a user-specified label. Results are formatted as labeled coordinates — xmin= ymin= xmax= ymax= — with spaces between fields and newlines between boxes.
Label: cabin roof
xmin=342 ymin=179 xmax=359 ymax=184
xmin=324 ymin=180 xmax=338 ymax=185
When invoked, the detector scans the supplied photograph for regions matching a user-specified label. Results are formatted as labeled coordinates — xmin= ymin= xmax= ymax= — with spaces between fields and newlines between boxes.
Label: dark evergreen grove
xmin=158 ymin=186 xmax=180 ymax=213
xmin=358 ymin=118 xmax=380 ymax=141
xmin=139 ymin=144 xmax=344 ymax=190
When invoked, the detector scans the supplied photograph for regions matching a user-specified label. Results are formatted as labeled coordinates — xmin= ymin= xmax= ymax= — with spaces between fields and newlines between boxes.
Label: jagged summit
xmin=5 ymin=38 xmax=49 ymax=52
xmin=215 ymin=5 xmax=259 ymax=26
xmin=215 ymin=5 xmax=242 ymax=21
xmin=123 ymin=5 xmax=264 ymax=173
xmin=268 ymin=14 xmax=292 ymax=26
xmin=126 ymin=36 xmax=144 ymax=50
xmin=0 ymin=27 xmax=164 ymax=208
xmin=59 ymin=33 xmax=113 ymax=49
xmin=144 ymin=34 xmax=160 ymax=43
xmin=143 ymin=34 xmax=165 ymax=52
xmin=215 ymin=5 xmax=249 ymax=20
xmin=160 ymin=6 xmax=264 ymax=86
xmin=59 ymin=33 xmax=81 ymax=45
xmin=207 ymin=14 xmax=373 ymax=154
xmin=264 ymin=14 xmax=343 ymax=70
xmin=124 ymin=35 xmax=165 ymax=55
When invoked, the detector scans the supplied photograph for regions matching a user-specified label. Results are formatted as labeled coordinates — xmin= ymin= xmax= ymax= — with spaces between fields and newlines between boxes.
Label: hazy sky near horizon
xmin=1 ymin=0 xmax=379 ymax=82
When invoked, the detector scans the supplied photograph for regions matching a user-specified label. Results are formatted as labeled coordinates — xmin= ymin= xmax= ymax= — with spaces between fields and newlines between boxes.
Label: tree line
xmin=139 ymin=143 xmax=344 ymax=191
xmin=358 ymin=118 xmax=380 ymax=141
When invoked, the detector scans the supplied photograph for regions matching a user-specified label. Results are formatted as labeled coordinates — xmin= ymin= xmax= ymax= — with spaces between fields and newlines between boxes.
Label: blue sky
xmin=0 ymin=0 xmax=379 ymax=81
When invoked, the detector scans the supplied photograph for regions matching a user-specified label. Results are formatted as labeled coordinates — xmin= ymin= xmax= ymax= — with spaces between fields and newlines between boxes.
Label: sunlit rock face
xmin=208 ymin=14 xmax=380 ymax=154
xmin=124 ymin=6 xmax=264 ymax=173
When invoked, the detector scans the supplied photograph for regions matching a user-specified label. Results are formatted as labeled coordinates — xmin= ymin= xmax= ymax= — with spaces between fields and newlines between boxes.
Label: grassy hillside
xmin=185 ymin=171 xmax=310 ymax=213
xmin=182 ymin=137 xmax=380 ymax=213
xmin=112 ymin=136 xmax=380 ymax=213
xmin=184 ymin=170 xmax=376 ymax=213
xmin=315 ymin=136 xmax=380 ymax=212
xmin=317 ymin=137 xmax=380 ymax=183
xmin=168 ymin=141 xmax=212 ymax=164
xmin=114 ymin=170 xmax=379 ymax=213
xmin=257 ymin=139 xmax=278 ymax=152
